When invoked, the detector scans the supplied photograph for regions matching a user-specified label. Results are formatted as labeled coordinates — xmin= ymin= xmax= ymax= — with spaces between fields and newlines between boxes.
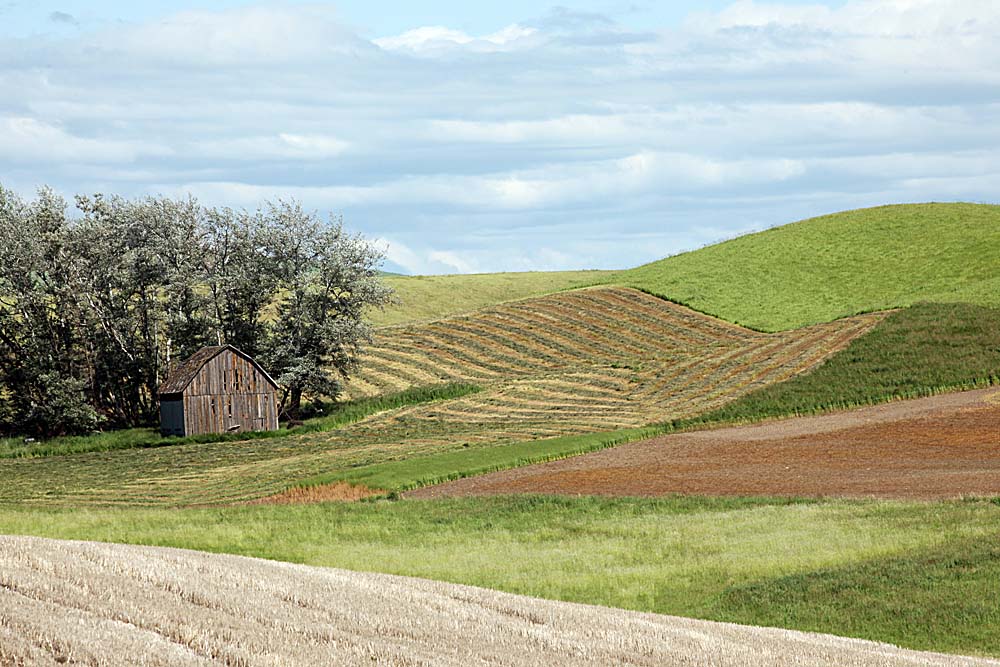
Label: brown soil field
xmin=1 ymin=535 xmax=997 ymax=667
xmin=409 ymin=387 xmax=1000 ymax=500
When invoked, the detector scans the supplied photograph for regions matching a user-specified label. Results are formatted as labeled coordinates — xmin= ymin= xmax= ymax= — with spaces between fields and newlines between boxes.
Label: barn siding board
xmin=159 ymin=345 xmax=279 ymax=437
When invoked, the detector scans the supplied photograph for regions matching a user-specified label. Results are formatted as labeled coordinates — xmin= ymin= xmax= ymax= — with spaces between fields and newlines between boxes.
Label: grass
xmin=369 ymin=204 xmax=1000 ymax=332
xmin=615 ymin=203 xmax=1000 ymax=331
xmin=677 ymin=302 xmax=1000 ymax=427
xmin=298 ymin=426 xmax=659 ymax=493
xmin=1 ymin=496 xmax=998 ymax=656
xmin=706 ymin=530 xmax=1000 ymax=657
xmin=323 ymin=299 xmax=1000 ymax=496
xmin=0 ymin=382 xmax=481 ymax=459
xmin=372 ymin=270 xmax=617 ymax=326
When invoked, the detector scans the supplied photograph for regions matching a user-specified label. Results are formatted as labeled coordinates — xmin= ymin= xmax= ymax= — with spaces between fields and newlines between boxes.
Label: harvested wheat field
xmin=410 ymin=387 xmax=1000 ymax=500
xmin=1 ymin=536 xmax=996 ymax=667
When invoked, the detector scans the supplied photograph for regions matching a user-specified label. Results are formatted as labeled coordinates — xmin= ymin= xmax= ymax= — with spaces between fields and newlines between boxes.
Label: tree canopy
xmin=0 ymin=185 xmax=393 ymax=437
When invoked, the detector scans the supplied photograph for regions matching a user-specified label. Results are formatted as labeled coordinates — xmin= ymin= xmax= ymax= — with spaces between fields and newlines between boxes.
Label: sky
xmin=1 ymin=1 xmax=998 ymax=275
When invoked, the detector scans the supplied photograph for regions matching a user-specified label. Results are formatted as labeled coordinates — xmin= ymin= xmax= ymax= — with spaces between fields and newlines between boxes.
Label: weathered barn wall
xmin=181 ymin=352 xmax=278 ymax=436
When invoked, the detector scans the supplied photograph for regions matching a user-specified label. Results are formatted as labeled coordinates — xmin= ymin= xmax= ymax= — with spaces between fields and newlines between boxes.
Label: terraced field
xmin=0 ymin=287 xmax=881 ymax=506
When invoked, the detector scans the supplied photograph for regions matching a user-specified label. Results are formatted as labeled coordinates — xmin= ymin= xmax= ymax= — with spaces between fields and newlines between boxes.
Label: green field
xmin=2 ymin=496 xmax=998 ymax=657
xmin=375 ymin=204 xmax=1000 ymax=333
xmin=373 ymin=270 xmax=616 ymax=326
xmin=616 ymin=203 xmax=1000 ymax=331
xmin=680 ymin=301 xmax=1000 ymax=427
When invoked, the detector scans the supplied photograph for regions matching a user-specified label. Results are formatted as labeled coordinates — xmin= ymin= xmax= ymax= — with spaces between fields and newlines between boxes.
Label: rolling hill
xmin=372 ymin=270 xmax=616 ymax=326
xmin=373 ymin=204 xmax=1000 ymax=332
xmin=616 ymin=203 xmax=1000 ymax=331
xmin=4 ymin=535 xmax=996 ymax=667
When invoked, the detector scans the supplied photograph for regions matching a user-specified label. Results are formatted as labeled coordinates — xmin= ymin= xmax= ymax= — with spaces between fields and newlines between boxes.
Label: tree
xmin=263 ymin=201 xmax=394 ymax=419
xmin=0 ymin=186 xmax=100 ymax=436
xmin=201 ymin=206 xmax=277 ymax=357
xmin=0 ymin=185 xmax=392 ymax=435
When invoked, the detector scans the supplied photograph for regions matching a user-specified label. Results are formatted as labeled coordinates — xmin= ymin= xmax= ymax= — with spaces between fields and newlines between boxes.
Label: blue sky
xmin=1 ymin=1 xmax=998 ymax=274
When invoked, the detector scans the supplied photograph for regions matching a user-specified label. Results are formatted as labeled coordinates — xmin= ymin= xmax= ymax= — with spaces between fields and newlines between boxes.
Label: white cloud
xmin=374 ymin=23 xmax=536 ymax=52
xmin=97 ymin=6 xmax=370 ymax=65
xmin=194 ymin=133 xmax=349 ymax=161
xmin=1 ymin=2 xmax=998 ymax=273
xmin=0 ymin=116 xmax=170 ymax=164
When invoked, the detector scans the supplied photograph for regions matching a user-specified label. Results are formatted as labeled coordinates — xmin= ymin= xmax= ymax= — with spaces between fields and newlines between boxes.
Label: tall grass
xmin=0 ymin=382 xmax=481 ymax=459
xmin=1 ymin=497 xmax=998 ymax=656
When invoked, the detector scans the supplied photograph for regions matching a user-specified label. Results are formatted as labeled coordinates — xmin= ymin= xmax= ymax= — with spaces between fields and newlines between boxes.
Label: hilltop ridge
xmin=617 ymin=203 xmax=1000 ymax=330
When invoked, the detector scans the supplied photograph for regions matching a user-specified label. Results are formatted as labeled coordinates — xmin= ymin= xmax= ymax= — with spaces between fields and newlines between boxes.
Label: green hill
xmin=616 ymin=203 xmax=1000 ymax=331
xmin=372 ymin=270 xmax=617 ymax=326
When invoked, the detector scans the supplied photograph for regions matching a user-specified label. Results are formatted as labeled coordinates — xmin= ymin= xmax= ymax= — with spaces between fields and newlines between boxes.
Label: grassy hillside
xmin=681 ymin=301 xmax=1000 ymax=427
xmin=2 ymin=497 xmax=998 ymax=657
xmin=373 ymin=270 xmax=616 ymax=326
xmin=616 ymin=203 xmax=1000 ymax=331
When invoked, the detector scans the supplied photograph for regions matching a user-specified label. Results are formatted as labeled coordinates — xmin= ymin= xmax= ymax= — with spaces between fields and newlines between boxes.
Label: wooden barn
xmin=159 ymin=345 xmax=279 ymax=437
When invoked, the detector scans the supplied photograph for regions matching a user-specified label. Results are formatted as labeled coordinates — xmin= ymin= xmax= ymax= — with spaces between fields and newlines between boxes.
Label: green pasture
xmin=371 ymin=204 xmax=1000 ymax=332
xmin=679 ymin=301 xmax=1000 ymax=427
xmin=2 ymin=496 xmax=998 ymax=657
xmin=614 ymin=203 xmax=1000 ymax=331
xmin=373 ymin=270 xmax=616 ymax=326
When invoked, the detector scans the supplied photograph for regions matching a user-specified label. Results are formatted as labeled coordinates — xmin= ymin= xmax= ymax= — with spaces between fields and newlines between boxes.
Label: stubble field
xmin=3 ymin=534 xmax=999 ymax=667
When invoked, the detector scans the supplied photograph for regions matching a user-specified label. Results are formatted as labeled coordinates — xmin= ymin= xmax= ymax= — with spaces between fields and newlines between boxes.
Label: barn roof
xmin=159 ymin=345 xmax=279 ymax=396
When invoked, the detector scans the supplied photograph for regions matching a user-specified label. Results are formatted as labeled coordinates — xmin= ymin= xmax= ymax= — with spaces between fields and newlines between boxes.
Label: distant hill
xmin=372 ymin=270 xmax=616 ymax=326
xmin=616 ymin=203 xmax=1000 ymax=331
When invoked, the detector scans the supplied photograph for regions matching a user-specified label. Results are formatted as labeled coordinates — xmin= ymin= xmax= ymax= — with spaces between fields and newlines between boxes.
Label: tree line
xmin=0 ymin=185 xmax=393 ymax=437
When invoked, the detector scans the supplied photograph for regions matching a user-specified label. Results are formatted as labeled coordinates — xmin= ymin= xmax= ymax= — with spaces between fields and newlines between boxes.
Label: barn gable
xmin=159 ymin=345 xmax=279 ymax=437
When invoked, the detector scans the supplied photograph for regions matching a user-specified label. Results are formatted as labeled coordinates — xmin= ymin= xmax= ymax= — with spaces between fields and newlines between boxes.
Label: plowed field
xmin=410 ymin=387 xmax=1000 ymax=500
xmin=2 ymin=536 xmax=996 ymax=667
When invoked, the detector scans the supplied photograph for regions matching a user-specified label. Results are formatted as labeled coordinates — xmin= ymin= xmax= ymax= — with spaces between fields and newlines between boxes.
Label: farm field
xmin=410 ymin=386 xmax=1000 ymax=499
xmin=3 ymin=203 xmax=1000 ymax=663
xmin=372 ymin=269 xmax=615 ymax=326
xmin=0 ymin=286 xmax=879 ymax=506
xmin=3 ymin=535 xmax=997 ymax=667
xmin=2 ymin=497 xmax=999 ymax=658
xmin=373 ymin=205 xmax=1000 ymax=333
xmin=614 ymin=203 xmax=1000 ymax=330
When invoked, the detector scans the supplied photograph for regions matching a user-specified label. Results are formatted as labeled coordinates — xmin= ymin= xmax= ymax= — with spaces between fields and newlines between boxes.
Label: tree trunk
xmin=288 ymin=386 xmax=302 ymax=421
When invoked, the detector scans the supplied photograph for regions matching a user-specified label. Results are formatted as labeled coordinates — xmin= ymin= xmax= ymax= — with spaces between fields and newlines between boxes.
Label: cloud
xmin=373 ymin=24 xmax=536 ymax=53
xmin=0 ymin=117 xmax=170 ymax=164
xmin=95 ymin=6 xmax=374 ymax=66
xmin=48 ymin=11 xmax=78 ymax=26
xmin=0 ymin=1 xmax=998 ymax=273
xmin=193 ymin=134 xmax=350 ymax=161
